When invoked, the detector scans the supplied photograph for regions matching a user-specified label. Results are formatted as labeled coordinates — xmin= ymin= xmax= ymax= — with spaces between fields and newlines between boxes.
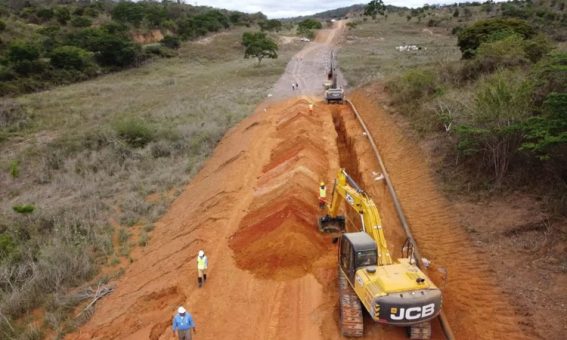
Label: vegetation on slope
xmin=0 ymin=0 xmax=269 ymax=97
xmin=343 ymin=0 xmax=566 ymax=211
xmin=0 ymin=19 xmax=301 ymax=340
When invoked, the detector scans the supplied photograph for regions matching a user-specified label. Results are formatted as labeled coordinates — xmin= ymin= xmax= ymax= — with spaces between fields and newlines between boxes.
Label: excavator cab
xmin=339 ymin=232 xmax=377 ymax=281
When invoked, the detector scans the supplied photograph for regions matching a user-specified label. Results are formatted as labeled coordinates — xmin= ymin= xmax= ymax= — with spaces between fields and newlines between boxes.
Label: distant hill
xmin=286 ymin=3 xmax=408 ymax=21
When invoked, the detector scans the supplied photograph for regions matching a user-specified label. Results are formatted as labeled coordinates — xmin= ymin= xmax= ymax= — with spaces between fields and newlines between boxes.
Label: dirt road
xmin=68 ymin=23 xmax=528 ymax=340
xmin=270 ymin=21 xmax=347 ymax=100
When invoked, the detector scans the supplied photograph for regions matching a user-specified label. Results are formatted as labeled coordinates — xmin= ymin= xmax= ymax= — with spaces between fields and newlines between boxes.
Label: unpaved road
xmin=68 ymin=23 xmax=528 ymax=340
xmin=270 ymin=21 xmax=347 ymax=100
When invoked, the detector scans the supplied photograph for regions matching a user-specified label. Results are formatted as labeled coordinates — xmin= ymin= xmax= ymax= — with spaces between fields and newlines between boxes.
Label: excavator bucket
xmin=318 ymin=215 xmax=345 ymax=233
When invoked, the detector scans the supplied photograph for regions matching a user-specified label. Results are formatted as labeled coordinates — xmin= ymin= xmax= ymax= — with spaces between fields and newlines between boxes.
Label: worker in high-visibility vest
xmin=197 ymin=250 xmax=208 ymax=288
xmin=319 ymin=181 xmax=327 ymax=209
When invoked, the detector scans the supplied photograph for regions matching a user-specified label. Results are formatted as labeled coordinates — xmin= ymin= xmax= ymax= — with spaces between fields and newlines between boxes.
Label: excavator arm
xmin=321 ymin=169 xmax=392 ymax=266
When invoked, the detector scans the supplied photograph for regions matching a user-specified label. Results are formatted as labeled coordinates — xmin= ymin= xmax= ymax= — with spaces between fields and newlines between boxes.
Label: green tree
xmin=364 ymin=0 xmax=386 ymax=20
xmin=242 ymin=32 xmax=278 ymax=64
xmin=457 ymin=18 xmax=536 ymax=58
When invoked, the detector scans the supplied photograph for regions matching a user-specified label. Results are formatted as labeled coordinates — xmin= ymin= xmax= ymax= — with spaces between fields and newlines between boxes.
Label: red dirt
xmin=66 ymin=22 xmax=532 ymax=338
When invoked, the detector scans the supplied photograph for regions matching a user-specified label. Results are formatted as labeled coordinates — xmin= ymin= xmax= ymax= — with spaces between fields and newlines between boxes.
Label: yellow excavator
xmin=319 ymin=169 xmax=442 ymax=339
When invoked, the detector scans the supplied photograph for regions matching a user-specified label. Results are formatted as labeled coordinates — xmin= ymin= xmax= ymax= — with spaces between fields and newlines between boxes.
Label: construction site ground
xmin=68 ymin=23 xmax=548 ymax=340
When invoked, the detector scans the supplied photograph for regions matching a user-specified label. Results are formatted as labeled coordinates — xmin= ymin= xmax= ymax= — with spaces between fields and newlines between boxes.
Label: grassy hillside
xmin=0 ymin=26 xmax=301 ymax=338
xmin=0 ymin=0 xmax=269 ymax=97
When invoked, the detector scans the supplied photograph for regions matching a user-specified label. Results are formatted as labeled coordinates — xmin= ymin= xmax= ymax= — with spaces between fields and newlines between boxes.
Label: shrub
xmin=13 ymin=60 xmax=47 ymax=76
xmin=475 ymin=34 xmax=528 ymax=69
xmin=456 ymin=70 xmax=533 ymax=184
xmin=7 ymin=41 xmax=40 ymax=63
xmin=111 ymin=2 xmax=144 ymax=27
xmin=387 ymin=68 xmax=441 ymax=104
xmin=36 ymin=7 xmax=54 ymax=22
xmin=298 ymin=18 xmax=322 ymax=30
xmin=71 ymin=16 xmax=92 ymax=28
xmin=50 ymin=46 xmax=92 ymax=71
xmin=55 ymin=7 xmax=71 ymax=25
xmin=0 ymin=234 xmax=17 ymax=260
xmin=13 ymin=204 xmax=35 ymax=214
xmin=523 ymin=35 xmax=552 ymax=64
xmin=160 ymin=35 xmax=180 ymax=49
xmin=0 ymin=20 xmax=6 ymax=32
xmin=457 ymin=18 xmax=536 ymax=58
xmin=113 ymin=117 xmax=155 ymax=148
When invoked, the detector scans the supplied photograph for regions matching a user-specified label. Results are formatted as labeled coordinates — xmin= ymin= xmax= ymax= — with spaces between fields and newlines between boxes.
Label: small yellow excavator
xmin=319 ymin=169 xmax=442 ymax=339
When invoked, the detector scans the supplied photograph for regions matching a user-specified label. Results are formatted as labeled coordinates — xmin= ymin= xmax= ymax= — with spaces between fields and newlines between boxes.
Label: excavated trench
xmin=70 ymin=95 xmax=530 ymax=340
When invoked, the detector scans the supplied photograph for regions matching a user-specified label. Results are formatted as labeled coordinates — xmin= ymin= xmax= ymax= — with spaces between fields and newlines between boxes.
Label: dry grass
xmin=339 ymin=15 xmax=461 ymax=87
xmin=0 ymin=28 xmax=301 ymax=338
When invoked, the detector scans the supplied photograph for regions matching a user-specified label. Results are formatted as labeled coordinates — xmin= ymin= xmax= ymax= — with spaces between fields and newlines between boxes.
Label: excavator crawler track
xmin=338 ymin=269 xmax=364 ymax=337
xmin=409 ymin=322 xmax=432 ymax=339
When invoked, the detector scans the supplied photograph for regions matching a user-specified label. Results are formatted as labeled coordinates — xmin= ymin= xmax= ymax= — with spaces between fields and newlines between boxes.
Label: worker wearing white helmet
xmin=172 ymin=306 xmax=196 ymax=340
xmin=197 ymin=250 xmax=208 ymax=288
xmin=319 ymin=181 xmax=327 ymax=209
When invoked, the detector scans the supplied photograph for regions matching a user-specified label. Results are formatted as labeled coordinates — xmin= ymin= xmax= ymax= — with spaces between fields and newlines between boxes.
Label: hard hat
xmin=198 ymin=250 xmax=204 ymax=257
xmin=320 ymin=181 xmax=325 ymax=186
xmin=178 ymin=306 xmax=186 ymax=314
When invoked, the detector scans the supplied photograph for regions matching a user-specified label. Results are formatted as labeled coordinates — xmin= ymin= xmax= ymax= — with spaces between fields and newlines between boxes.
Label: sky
xmin=184 ymin=1 xmax=506 ymax=18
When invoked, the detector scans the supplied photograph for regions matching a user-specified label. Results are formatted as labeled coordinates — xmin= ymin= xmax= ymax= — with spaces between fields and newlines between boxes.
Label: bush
xmin=113 ymin=117 xmax=155 ymax=148
xmin=0 ymin=20 xmax=6 ymax=32
xmin=7 ymin=41 xmax=40 ymax=63
xmin=94 ymin=34 xmax=140 ymax=68
xmin=55 ymin=7 xmax=71 ymax=25
xmin=111 ymin=2 xmax=144 ymax=27
xmin=387 ymin=68 xmax=441 ymax=104
xmin=523 ymin=35 xmax=552 ymax=63
xmin=50 ymin=46 xmax=92 ymax=71
xmin=71 ymin=16 xmax=92 ymax=28
xmin=160 ymin=35 xmax=180 ymax=49
xmin=298 ymin=18 xmax=322 ymax=30
xmin=475 ymin=34 xmax=528 ymax=69
xmin=457 ymin=18 xmax=536 ymax=58
xmin=455 ymin=70 xmax=533 ymax=184
xmin=144 ymin=44 xmax=176 ymax=58
xmin=13 ymin=204 xmax=35 ymax=214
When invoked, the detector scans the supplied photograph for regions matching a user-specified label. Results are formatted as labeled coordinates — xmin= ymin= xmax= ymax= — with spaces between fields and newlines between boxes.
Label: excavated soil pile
xmin=230 ymin=100 xmax=334 ymax=280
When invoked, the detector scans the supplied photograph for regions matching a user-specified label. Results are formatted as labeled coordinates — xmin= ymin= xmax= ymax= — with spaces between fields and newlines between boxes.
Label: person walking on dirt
xmin=197 ymin=250 xmax=208 ymax=288
xmin=172 ymin=306 xmax=196 ymax=340
xmin=291 ymin=82 xmax=295 ymax=91
xmin=309 ymin=103 xmax=314 ymax=113
xmin=319 ymin=181 xmax=327 ymax=209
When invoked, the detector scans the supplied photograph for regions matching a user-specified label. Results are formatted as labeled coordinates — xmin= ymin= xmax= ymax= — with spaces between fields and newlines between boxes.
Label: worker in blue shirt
xmin=172 ymin=306 xmax=196 ymax=340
